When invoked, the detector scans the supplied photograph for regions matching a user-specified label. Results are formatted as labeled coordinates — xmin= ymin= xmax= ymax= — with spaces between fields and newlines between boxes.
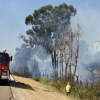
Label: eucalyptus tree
xmin=20 ymin=3 xmax=77 ymax=79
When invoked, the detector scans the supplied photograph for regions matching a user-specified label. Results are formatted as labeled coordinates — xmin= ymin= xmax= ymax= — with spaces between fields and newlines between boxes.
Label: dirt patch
xmin=10 ymin=75 xmax=71 ymax=100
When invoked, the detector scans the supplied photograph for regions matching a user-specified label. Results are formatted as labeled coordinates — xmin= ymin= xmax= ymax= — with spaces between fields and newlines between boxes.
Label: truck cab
xmin=0 ymin=52 xmax=12 ymax=83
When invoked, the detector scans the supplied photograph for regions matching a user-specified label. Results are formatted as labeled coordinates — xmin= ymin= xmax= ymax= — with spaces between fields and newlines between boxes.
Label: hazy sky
xmin=0 ymin=0 xmax=100 ymax=56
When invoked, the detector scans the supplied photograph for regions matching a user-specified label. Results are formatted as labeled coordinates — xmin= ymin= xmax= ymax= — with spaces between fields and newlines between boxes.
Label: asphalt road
xmin=0 ymin=81 xmax=13 ymax=100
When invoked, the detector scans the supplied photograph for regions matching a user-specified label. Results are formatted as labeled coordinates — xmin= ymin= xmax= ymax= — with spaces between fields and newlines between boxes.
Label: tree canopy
xmin=20 ymin=3 xmax=77 ymax=54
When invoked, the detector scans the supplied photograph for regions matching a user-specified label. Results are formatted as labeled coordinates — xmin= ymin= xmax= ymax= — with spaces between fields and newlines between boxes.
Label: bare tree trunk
xmin=54 ymin=50 xmax=56 ymax=72
xmin=59 ymin=52 xmax=61 ymax=79
xmin=51 ymin=50 xmax=58 ymax=80
xmin=51 ymin=52 xmax=55 ymax=74
xmin=60 ymin=53 xmax=63 ymax=79
xmin=56 ymin=51 xmax=59 ymax=78
xmin=68 ymin=32 xmax=73 ymax=73
xmin=51 ymin=52 xmax=54 ymax=66
xmin=74 ymin=36 xmax=79 ymax=76
xmin=65 ymin=58 xmax=69 ymax=79
xmin=61 ymin=53 xmax=63 ymax=78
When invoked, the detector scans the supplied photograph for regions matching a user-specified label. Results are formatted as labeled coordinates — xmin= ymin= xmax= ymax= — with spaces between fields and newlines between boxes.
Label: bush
xmin=33 ymin=77 xmax=40 ymax=82
xmin=71 ymin=82 xmax=100 ymax=100
xmin=74 ymin=87 xmax=83 ymax=98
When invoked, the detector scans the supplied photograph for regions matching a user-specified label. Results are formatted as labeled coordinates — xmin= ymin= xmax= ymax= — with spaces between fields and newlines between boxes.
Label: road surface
xmin=0 ymin=81 xmax=13 ymax=100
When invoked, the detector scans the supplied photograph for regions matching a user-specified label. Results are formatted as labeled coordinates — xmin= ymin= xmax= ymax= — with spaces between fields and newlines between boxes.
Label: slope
xmin=10 ymin=75 xmax=71 ymax=100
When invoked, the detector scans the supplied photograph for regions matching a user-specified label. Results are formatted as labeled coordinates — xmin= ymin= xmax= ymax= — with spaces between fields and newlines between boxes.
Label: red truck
xmin=0 ymin=51 xmax=12 ymax=83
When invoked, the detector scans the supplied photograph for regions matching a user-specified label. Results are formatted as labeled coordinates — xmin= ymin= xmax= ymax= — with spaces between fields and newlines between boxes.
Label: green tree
xmin=20 ymin=3 xmax=77 ymax=79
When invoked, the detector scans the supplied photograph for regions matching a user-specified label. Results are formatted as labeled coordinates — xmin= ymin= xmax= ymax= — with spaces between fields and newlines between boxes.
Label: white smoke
xmin=11 ymin=39 xmax=100 ymax=81
xmin=77 ymin=40 xmax=100 ymax=82
xmin=11 ymin=44 xmax=52 ymax=78
xmin=33 ymin=54 xmax=42 ymax=62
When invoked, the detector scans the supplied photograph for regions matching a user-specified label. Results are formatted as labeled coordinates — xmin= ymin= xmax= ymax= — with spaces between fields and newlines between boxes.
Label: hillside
xmin=10 ymin=75 xmax=71 ymax=100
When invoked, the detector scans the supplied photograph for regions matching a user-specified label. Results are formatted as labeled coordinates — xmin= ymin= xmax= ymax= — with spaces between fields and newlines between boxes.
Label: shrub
xmin=33 ymin=77 xmax=40 ymax=82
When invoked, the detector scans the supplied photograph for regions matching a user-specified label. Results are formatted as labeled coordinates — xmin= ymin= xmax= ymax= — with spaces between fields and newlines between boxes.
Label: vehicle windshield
xmin=0 ymin=53 xmax=9 ymax=63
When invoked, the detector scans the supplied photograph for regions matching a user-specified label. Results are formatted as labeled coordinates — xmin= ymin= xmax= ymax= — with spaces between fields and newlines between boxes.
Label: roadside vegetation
xmin=33 ymin=73 xmax=100 ymax=100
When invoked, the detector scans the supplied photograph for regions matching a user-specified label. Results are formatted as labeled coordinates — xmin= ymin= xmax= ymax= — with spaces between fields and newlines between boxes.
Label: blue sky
xmin=0 ymin=0 xmax=100 ymax=56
